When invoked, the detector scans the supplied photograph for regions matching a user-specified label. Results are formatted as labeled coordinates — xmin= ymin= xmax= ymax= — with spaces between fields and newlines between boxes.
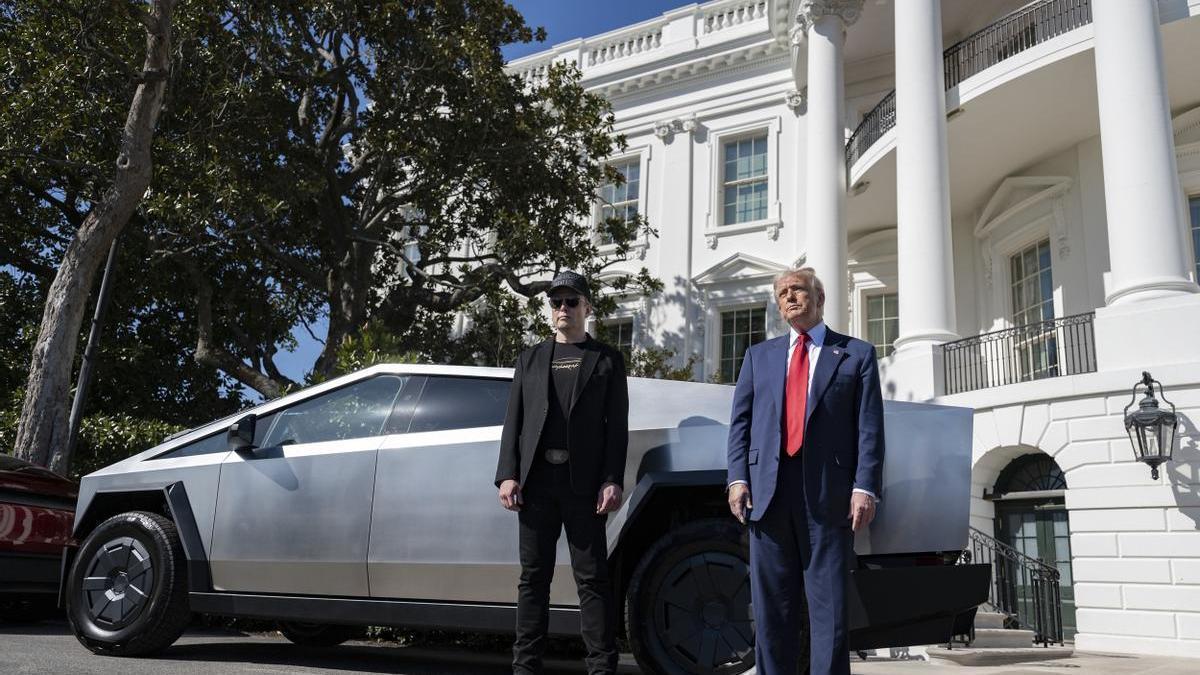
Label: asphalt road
xmin=0 ymin=620 xmax=644 ymax=675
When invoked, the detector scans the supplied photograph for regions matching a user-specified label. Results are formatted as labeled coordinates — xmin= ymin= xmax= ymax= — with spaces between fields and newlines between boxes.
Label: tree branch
xmin=189 ymin=265 xmax=294 ymax=399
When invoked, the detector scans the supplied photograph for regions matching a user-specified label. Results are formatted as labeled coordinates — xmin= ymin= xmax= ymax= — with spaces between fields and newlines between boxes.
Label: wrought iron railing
xmin=961 ymin=526 xmax=1064 ymax=646
xmin=943 ymin=0 xmax=1092 ymax=90
xmin=844 ymin=91 xmax=894 ymax=172
xmin=941 ymin=312 xmax=1096 ymax=395
xmin=845 ymin=0 xmax=1093 ymax=173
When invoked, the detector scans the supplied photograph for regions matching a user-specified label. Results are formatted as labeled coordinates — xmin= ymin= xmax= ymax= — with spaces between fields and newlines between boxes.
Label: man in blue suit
xmin=726 ymin=267 xmax=885 ymax=675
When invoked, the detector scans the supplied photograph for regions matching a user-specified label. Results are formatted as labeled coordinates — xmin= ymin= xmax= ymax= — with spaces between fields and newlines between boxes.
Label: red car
xmin=0 ymin=454 xmax=77 ymax=621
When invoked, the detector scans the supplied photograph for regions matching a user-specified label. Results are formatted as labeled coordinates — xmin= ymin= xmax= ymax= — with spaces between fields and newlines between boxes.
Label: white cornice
xmin=1173 ymin=104 xmax=1200 ymax=146
xmin=592 ymin=38 xmax=790 ymax=100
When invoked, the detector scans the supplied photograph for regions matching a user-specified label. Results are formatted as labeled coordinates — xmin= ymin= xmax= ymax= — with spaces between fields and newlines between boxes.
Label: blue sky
xmin=270 ymin=1 xmax=684 ymax=388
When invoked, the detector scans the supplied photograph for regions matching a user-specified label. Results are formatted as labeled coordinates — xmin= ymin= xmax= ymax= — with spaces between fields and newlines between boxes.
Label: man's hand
xmin=596 ymin=482 xmax=623 ymax=515
xmin=728 ymin=483 xmax=752 ymax=524
xmin=849 ymin=492 xmax=876 ymax=532
xmin=499 ymin=479 xmax=523 ymax=511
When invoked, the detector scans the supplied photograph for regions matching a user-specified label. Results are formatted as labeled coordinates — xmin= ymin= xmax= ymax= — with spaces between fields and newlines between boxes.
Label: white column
xmin=1092 ymin=0 xmax=1199 ymax=305
xmin=893 ymin=0 xmax=958 ymax=352
xmin=799 ymin=0 xmax=862 ymax=332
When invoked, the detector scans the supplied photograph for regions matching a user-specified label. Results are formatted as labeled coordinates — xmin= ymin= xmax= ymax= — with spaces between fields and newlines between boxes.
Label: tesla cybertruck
xmin=63 ymin=363 xmax=987 ymax=673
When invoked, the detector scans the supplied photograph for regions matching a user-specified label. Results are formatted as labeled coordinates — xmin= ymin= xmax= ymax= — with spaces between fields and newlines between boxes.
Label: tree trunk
xmin=13 ymin=0 xmax=175 ymax=473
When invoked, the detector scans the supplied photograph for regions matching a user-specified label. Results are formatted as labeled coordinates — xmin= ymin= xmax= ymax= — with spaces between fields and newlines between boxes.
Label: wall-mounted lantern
xmin=1123 ymin=371 xmax=1177 ymax=480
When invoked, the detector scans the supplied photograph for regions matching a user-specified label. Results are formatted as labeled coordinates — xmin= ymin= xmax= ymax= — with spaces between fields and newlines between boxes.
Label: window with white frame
xmin=597 ymin=158 xmax=640 ymax=246
xmin=865 ymin=293 xmax=899 ymax=358
xmin=598 ymin=318 xmax=634 ymax=363
xmin=1190 ymin=195 xmax=1199 ymax=282
xmin=722 ymin=134 xmax=768 ymax=225
xmin=719 ymin=307 xmax=766 ymax=384
xmin=1010 ymin=238 xmax=1057 ymax=380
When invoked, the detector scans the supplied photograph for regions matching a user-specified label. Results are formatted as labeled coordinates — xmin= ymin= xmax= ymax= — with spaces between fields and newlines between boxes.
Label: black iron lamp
xmin=1123 ymin=371 xmax=1178 ymax=480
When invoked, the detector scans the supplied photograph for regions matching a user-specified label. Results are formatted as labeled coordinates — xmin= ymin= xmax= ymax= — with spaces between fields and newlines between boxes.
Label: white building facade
xmin=510 ymin=0 xmax=1200 ymax=658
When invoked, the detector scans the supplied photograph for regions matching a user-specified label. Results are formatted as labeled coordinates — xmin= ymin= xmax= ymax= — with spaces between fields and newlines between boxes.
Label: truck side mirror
xmin=227 ymin=414 xmax=257 ymax=452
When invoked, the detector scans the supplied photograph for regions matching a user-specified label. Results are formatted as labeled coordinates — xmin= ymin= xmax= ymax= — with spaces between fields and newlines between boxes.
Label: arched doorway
xmin=988 ymin=453 xmax=1076 ymax=639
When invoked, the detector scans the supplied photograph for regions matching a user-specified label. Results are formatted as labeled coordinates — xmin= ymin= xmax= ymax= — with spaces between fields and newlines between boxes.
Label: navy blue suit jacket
xmin=726 ymin=327 xmax=885 ymax=525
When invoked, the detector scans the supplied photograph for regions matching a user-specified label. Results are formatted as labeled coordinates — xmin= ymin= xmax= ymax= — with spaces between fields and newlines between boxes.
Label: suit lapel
xmin=806 ymin=330 xmax=847 ymax=426
xmin=532 ymin=338 xmax=555 ymax=403
xmin=768 ymin=334 xmax=789 ymax=419
xmin=569 ymin=337 xmax=600 ymax=414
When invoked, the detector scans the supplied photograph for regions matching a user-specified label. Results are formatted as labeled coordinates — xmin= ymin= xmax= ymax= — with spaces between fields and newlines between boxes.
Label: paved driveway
xmin=0 ymin=621 xmax=642 ymax=675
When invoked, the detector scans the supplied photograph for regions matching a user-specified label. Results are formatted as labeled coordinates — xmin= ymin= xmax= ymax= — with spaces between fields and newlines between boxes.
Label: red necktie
xmin=785 ymin=332 xmax=809 ymax=457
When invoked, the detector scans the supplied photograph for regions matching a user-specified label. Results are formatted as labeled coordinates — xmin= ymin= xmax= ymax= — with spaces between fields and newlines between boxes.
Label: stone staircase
xmin=925 ymin=610 xmax=1073 ymax=666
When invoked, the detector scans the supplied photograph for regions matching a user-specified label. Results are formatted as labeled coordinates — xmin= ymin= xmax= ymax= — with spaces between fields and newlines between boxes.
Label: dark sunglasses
xmin=548 ymin=297 xmax=582 ymax=309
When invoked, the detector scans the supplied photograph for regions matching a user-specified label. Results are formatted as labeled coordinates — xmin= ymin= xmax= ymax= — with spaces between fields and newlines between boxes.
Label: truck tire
xmin=626 ymin=518 xmax=756 ymax=675
xmin=66 ymin=511 xmax=191 ymax=656
xmin=278 ymin=621 xmax=363 ymax=647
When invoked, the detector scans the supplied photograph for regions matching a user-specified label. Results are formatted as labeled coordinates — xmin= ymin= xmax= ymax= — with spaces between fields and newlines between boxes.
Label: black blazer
xmin=494 ymin=335 xmax=629 ymax=495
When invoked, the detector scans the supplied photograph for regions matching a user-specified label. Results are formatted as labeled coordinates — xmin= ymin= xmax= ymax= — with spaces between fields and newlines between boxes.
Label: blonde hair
xmin=773 ymin=267 xmax=824 ymax=297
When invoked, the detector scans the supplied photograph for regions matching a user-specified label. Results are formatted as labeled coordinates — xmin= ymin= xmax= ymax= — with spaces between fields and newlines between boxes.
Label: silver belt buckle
xmin=543 ymin=448 xmax=569 ymax=465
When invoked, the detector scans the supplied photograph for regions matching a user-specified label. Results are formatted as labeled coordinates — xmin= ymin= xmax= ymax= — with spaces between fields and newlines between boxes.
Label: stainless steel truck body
xmin=64 ymin=364 xmax=987 ymax=673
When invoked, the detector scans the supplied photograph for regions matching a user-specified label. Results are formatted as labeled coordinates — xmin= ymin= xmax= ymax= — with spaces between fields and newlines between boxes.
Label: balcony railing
xmin=941 ymin=312 xmax=1096 ymax=395
xmin=844 ymin=91 xmax=894 ymax=172
xmin=845 ymin=0 xmax=1093 ymax=173
xmin=961 ymin=526 xmax=1065 ymax=647
xmin=508 ymin=0 xmax=772 ymax=86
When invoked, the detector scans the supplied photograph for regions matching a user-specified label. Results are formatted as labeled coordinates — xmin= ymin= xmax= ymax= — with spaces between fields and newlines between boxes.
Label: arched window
xmin=993 ymin=453 xmax=1067 ymax=495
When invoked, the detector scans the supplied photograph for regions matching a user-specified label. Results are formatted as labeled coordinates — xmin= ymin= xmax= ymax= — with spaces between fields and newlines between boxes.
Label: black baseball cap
xmin=548 ymin=270 xmax=591 ymax=300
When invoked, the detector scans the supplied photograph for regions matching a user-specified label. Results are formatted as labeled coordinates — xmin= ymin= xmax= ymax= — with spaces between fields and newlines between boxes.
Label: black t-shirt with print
xmin=539 ymin=339 xmax=585 ymax=452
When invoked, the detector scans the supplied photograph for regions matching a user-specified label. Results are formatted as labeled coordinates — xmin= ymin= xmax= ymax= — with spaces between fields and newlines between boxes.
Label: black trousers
xmin=513 ymin=459 xmax=617 ymax=675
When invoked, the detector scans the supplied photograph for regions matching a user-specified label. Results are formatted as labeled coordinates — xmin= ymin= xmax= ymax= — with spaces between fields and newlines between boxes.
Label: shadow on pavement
xmin=0 ymin=619 xmax=634 ymax=674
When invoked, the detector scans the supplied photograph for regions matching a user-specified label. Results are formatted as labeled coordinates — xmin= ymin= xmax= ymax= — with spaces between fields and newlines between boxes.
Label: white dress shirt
xmin=729 ymin=321 xmax=877 ymax=502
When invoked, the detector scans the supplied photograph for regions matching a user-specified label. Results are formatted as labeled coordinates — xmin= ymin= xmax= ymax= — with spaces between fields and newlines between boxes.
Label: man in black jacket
xmin=495 ymin=270 xmax=628 ymax=675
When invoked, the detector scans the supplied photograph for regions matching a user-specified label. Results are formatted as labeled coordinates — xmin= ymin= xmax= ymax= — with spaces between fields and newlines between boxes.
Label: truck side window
xmin=407 ymin=376 xmax=510 ymax=433
xmin=261 ymin=375 xmax=407 ymax=447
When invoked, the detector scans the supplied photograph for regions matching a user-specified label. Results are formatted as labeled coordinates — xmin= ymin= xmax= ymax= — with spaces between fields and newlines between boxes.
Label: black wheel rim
xmin=81 ymin=536 xmax=155 ymax=629
xmin=651 ymin=551 xmax=753 ymax=673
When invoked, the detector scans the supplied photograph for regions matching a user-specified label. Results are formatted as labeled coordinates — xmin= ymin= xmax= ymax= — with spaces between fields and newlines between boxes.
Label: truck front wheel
xmin=65 ymin=511 xmax=191 ymax=656
xmin=625 ymin=518 xmax=755 ymax=675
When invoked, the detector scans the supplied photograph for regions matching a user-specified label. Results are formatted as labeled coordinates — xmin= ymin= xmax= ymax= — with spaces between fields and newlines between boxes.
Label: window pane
xmin=409 ymin=377 xmax=511 ymax=433
xmin=720 ymin=308 xmax=767 ymax=385
xmin=722 ymin=134 xmax=770 ymax=225
xmin=157 ymin=431 xmax=227 ymax=459
xmin=865 ymin=292 xmax=899 ymax=357
xmin=1190 ymin=196 xmax=1200 ymax=281
xmin=264 ymin=375 xmax=408 ymax=446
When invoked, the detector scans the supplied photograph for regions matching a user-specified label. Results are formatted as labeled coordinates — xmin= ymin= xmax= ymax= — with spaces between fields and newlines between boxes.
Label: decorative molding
xmin=1172 ymin=104 xmax=1200 ymax=143
xmin=784 ymin=88 xmax=806 ymax=112
xmin=975 ymin=176 xmax=1074 ymax=239
xmin=981 ymin=239 xmax=994 ymax=285
xmin=1051 ymin=198 xmax=1069 ymax=260
xmin=653 ymin=115 xmax=701 ymax=143
xmin=693 ymin=251 xmax=791 ymax=287
xmin=789 ymin=24 xmax=806 ymax=47
xmin=795 ymin=0 xmax=865 ymax=34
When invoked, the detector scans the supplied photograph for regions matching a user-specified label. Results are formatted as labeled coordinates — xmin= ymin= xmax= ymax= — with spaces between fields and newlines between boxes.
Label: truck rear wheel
xmin=626 ymin=518 xmax=755 ymax=675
